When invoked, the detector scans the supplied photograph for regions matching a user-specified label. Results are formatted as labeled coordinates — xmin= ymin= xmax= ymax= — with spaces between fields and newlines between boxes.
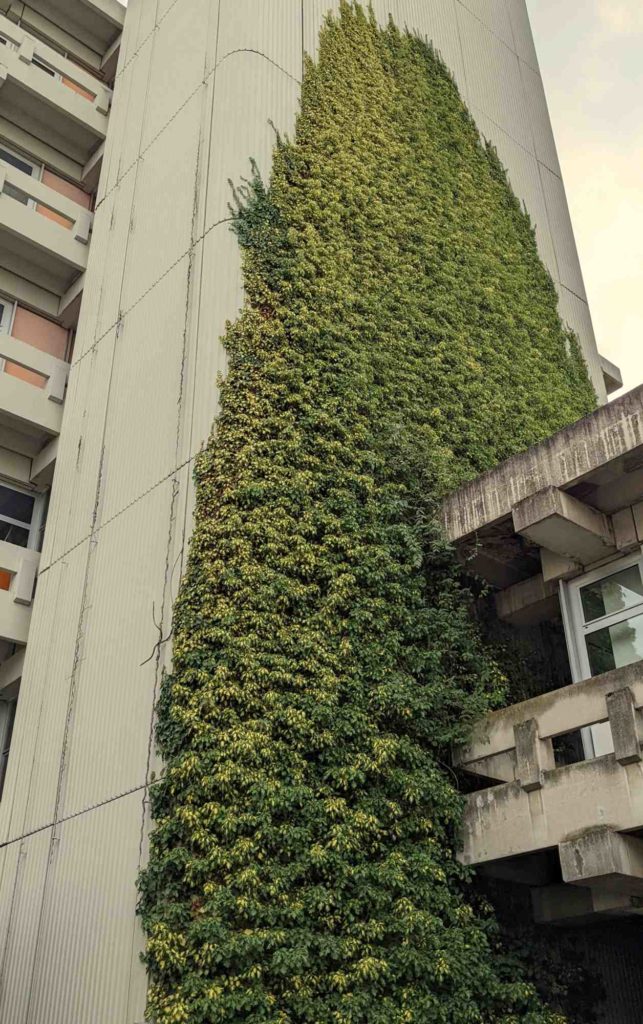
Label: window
xmin=0 ymin=483 xmax=37 ymax=548
xmin=0 ymin=143 xmax=39 ymax=178
xmin=32 ymin=55 xmax=57 ymax=78
xmin=0 ymin=295 xmax=15 ymax=334
xmin=0 ymin=690 xmax=19 ymax=800
xmin=561 ymin=550 xmax=643 ymax=757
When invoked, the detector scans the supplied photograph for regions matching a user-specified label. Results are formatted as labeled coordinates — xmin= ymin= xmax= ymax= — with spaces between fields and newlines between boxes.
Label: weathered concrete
xmin=560 ymin=829 xmax=643 ymax=894
xmin=495 ymin=572 xmax=559 ymax=626
xmin=441 ymin=385 xmax=643 ymax=544
xmin=513 ymin=486 xmax=616 ymax=564
xmin=454 ymin=662 xmax=643 ymax=770
xmin=460 ymin=755 xmax=643 ymax=867
xmin=607 ymin=689 xmax=643 ymax=766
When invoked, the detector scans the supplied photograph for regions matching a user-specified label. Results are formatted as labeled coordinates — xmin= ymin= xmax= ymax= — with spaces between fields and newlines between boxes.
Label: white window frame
xmin=0 ymin=293 xmax=15 ymax=336
xmin=0 ymin=141 xmax=41 ymax=180
xmin=0 ymin=687 xmax=19 ymax=801
xmin=560 ymin=547 xmax=643 ymax=757
xmin=0 ymin=480 xmax=46 ymax=550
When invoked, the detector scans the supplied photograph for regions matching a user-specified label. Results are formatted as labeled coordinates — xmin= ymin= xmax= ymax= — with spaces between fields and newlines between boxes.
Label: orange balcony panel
xmin=12 ymin=307 xmax=69 ymax=361
xmin=3 ymin=360 xmax=46 ymax=388
xmin=0 ymin=570 xmax=11 ymax=592
xmin=61 ymin=76 xmax=95 ymax=102
xmin=41 ymin=169 xmax=92 ymax=210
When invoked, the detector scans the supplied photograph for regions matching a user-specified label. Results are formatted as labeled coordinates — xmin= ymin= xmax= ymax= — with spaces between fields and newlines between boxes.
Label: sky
xmin=527 ymin=0 xmax=643 ymax=396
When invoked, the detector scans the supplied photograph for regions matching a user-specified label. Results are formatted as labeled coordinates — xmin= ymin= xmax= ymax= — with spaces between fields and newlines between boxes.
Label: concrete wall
xmin=0 ymin=1 xmax=607 ymax=1019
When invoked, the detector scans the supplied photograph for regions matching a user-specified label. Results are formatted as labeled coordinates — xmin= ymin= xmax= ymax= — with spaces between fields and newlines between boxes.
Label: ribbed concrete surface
xmin=0 ymin=1 xmax=608 ymax=1019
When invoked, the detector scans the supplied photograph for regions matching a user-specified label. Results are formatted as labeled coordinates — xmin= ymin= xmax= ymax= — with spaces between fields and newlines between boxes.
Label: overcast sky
xmin=527 ymin=0 xmax=642 ymax=396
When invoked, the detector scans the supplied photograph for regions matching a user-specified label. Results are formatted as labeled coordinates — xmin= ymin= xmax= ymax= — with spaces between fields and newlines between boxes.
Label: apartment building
xmin=0 ymin=0 xmax=637 ymax=1021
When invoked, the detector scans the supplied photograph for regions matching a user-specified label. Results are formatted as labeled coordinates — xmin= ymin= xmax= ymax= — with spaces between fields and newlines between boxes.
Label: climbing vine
xmin=138 ymin=5 xmax=596 ymax=1022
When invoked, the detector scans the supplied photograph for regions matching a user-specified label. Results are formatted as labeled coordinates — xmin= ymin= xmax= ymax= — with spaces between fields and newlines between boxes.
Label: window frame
xmin=560 ymin=548 xmax=643 ymax=759
xmin=0 ymin=480 xmax=46 ymax=550
xmin=0 ymin=141 xmax=41 ymax=180
xmin=0 ymin=686 xmax=19 ymax=801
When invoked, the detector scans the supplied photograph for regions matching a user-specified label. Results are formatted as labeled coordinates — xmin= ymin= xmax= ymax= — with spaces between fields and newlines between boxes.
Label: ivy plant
xmin=138 ymin=5 xmax=596 ymax=1022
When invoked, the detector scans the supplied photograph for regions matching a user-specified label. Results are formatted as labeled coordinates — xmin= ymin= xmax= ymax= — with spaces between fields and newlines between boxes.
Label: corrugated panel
xmin=27 ymin=792 xmax=147 ymax=1024
xmin=140 ymin=0 xmax=214 ymax=149
xmin=472 ymin=108 xmax=559 ymax=283
xmin=217 ymin=0 xmax=303 ymax=82
xmin=43 ymin=330 xmax=118 ymax=563
xmin=556 ymin=284 xmax=606 ymax=402
xmin=303 ymin=1 xmax=342 ymax=58
xmin=539 ymin=162 xmax=588 ymax=301
xmin=457 ymin=2 xmax=534 ymax=154
xmin=506 ymin=0 xmax=539 ymax=71
xmin=205 ymin=52 xmax=300 ymax=225
xmin=99 ymin=261 xmax=190 ymax=520
xmin=9 ymin=542 xmax=91 ymax=838
xmin=0 ymin=829 xmax=52 ymax=1024
xmin=186 ymin=222 xmax=240 ymax=453
xmin=120 ymin=103 xmax=202 ymax=312
xmin=60 ymin=480 xmax=174 ymax=817
xmin=456 ymin=0 xmax=514 ymax=48
xmin=519 ymin=58 xmax=562 ymax=176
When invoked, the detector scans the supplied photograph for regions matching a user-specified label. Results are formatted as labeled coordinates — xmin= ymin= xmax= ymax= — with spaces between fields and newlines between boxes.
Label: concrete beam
xmin=560 ymin=829 xmax=643 ymax=895
xmin=607 ymin=688 xmax=642 ymax=765
xmin=512 ymin=486 xmax=616 ymax=564
xmin=515 ymin=719 xmax=551 ymax=792
xmin=495 ymin=572 xmax=559 ymax=626
xmin=600 ymin=354 xmax=623 ymax=396
xmin=441 ymin=385 xmax=643 ymax=544
xmin=540 ymin=548 xmax=580 ymax=584
xmin=532 ymin=884 xmax=643 ymax=925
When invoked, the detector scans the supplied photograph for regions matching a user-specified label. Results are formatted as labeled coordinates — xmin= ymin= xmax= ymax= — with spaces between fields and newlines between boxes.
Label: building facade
xmin=0 ymin=0 xmax=633 ymax=1021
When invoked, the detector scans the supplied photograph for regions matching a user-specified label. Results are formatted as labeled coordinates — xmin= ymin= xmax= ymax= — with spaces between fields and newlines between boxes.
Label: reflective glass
xmin=580 ymin=564 xmax=643 ymax=623
xmin=0 ymin=146 xmax=35 ymax=177
xmin=0 ymin=485 xmax=34 ymax=525
xmin=586 ymin=612 xmax=643 ymax=676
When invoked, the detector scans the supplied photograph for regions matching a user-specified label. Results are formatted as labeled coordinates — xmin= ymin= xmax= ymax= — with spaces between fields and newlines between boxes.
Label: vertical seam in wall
xmin=178 ymin=0 xmax=223 ymax=571
xmin=125 ymin=0 xmax=224 ymax=1014
xmin=20 ymin=0 xmax=163 ymax=1014
xmin=452 ymin=0 xmax=471 ymax=103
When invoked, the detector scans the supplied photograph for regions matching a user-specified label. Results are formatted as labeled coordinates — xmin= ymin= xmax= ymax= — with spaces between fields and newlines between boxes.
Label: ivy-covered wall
xmin=138 ymin=6 xmax=597 ymax=1022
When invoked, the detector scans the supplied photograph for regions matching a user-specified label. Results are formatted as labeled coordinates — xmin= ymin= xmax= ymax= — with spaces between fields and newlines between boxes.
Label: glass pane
xmin=3 ymin=182 xmax=30 ymax=205
xmin=586 ymin=612 xmax=643 ymax=676
xmin=0 ymin=147 xmax=35 ymax=176
xmin=32 ymin=57 xmax=56 ymax=77
xmin=0 ymin=522 xmax=29 ymax=547
xmin=0 ymin=485 xmax=34 ymax=526
xmin=580 ymin=564 xmax=643 ymax=623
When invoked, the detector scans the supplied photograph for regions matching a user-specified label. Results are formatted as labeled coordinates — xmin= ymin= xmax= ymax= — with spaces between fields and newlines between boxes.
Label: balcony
xmin=0 ymin=159 xmax=92 ymax=293
xmin=0 ymin=329 xmax=68 ymax=440
xmin=0 ymin=13 xmax=111 ymax=165
xmin=0 ymin=539 xmax=39 ymax=645
xmin=443 ymin=386 xmax=643 ymax=922
xmin=5 ymin=0 xmax=125 ymax=64
xmin=455 ymin=664 xmax=643 ymax=923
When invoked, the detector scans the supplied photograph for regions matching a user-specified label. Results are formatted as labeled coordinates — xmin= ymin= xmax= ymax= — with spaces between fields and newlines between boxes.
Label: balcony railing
xmin=454 ymin=663 xmax=643 ymax=870
xmin=0 ymin=161 xmax=92 ymax=293
xmin=0 ymin=13 xmax=111 ymax=164
xmin=0 ymin=332 xmax=69 ymax=435
xmin=0 ymin=540 xmax=39 ymax=645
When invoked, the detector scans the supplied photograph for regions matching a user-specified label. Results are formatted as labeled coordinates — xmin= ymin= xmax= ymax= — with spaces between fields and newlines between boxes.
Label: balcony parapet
xmin=455 ymin=662 xmax=643 ymax=784
xmin=0 ymin=162 xmax=91 ymax=293
xmin=0 ymin=12 xmax=111 ymax=163
xmin=0 ymin=333 xmax=69 ymax=435
xmin=0 ymin=540 xmax=39 ymax=644
xmin=454 ymin=664 xmax=643 ymax=922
